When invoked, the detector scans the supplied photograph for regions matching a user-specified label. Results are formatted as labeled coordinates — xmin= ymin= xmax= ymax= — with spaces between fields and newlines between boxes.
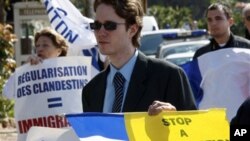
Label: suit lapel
xmin=94 ymin=67 xmax=110 ymax=112
xmin=123 ymin=52 xmax=148 ymax=112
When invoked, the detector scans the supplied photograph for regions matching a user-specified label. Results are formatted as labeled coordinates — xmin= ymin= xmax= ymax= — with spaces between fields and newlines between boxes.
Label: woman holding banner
xmin=4 ymin=28 xmax=68 ymax=99
xmin=27 ymin=28 xmax=68 ymax=65
xmin=3 ymin=28 xmax=70 ymax=141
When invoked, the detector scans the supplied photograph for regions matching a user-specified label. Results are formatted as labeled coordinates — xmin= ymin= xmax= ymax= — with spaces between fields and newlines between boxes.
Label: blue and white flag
xmin=42 ymin=0 xmax=104 ymax=77
xmin=182 ymin=48 xmax=250 ymax=121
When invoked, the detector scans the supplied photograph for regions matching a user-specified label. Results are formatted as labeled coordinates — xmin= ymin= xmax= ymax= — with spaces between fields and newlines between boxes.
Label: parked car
xmin=158 ymin=39 xmax=210 ymax=65
xmin=164 ymin=52 xmax=195 ymax=66
xmin=142 ymin=16 xmax=159 ymax=32
xmin=139 ymin=29 xmax=208 ymax=58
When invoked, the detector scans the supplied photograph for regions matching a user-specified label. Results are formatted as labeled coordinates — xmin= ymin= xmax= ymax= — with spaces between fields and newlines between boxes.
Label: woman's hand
xmin=148 ymin=100 xmax=176 ymax=116
xmin=27 ymin=55 xmax=43 ymax=65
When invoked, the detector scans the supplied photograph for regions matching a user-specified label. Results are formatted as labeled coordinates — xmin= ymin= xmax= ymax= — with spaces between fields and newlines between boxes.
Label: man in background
xmin=194 ymin=3 xmax=250 ymax=58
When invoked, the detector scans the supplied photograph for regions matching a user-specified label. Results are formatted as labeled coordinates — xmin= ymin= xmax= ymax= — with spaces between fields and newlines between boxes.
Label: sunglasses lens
xmin=90 ymin=21 xmax=121 ymax=31
xmin=104 ymin=22 xmax=117 ymax=30
xmin=90 ymin=22 xmax=102 ymax=30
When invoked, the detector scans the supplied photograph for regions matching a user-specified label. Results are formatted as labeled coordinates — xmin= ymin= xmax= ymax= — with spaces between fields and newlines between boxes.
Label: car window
xmin=139 ymin=34 xmax=163 ymax=55
xmin=162 ymin=44 xmax=203 ymax=58
xmin=164 ymin=52 xmax=194 ymax=66
xmin=139 ymin=33 xmax=185 ymax=56
xmin=167 ymin=57 xmax=192 ymax=65
xmin=139 ymin=29 xmax=209 ymax=57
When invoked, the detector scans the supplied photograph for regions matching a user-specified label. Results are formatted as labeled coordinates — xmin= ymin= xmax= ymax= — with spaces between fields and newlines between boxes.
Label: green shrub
xmin=0 ymin=23 xmax=16 ymax=121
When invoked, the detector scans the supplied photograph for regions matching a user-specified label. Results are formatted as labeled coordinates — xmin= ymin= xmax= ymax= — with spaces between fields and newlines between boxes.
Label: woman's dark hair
xmin=34 ymin=28 xmax=68 ymax=56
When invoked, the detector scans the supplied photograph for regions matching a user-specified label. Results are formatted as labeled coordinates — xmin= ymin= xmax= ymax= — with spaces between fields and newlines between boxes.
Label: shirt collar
xmin=110 ymin=49 xmax=138 ymax=82
xmin=211 ymin=33 xmax=234 ymax=49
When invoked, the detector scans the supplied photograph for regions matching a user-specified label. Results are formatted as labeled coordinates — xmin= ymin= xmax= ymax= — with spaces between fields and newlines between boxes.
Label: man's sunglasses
xmin=90 ymin=21 xmax=125 ymax=31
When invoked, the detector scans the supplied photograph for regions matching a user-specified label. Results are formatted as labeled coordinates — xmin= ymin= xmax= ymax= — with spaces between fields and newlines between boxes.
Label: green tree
xmin=148 ymin=1 xmax=246 ymax=36
xmin=148 ymin=5 xmax=193 ymax=29
xmin=0 ymin=23 xmax=16 ymax=124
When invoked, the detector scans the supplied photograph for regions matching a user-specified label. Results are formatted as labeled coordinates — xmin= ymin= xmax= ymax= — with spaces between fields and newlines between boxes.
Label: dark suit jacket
xmin=82 ymin=52 xmax=197 ymax=112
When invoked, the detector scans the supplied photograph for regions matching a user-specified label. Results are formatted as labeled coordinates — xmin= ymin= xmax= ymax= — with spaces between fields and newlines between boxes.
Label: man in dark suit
xmin=82 ymin=0 xmax=196 ymax=115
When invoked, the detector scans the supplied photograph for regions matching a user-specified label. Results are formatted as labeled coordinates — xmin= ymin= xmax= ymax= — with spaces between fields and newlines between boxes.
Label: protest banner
xmin=42 ymin=0 xmax=104 ymax=77
xmin=66 ymin=109 xmax=229 ymax=141
xmin=182 ymin=48 xmax=250 ymax=121
xmin=12 ymin=56 xmax=91 ymax=141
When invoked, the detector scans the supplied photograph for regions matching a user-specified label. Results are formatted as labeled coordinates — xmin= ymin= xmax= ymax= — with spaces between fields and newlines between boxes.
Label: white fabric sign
xmin=198 ymin=48 xmax=250 ymax=120
xmin=7 ymin=56 xmax=91 ymax=141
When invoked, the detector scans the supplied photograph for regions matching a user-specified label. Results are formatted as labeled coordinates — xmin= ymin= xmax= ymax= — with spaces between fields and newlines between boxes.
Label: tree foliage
xmin=147 ymin=1 xmax=246 ymax=36
xmin=148 ymin=5 xmax=193 ymax=29
xmin=0 ymin=23 xmax=16 ymax=119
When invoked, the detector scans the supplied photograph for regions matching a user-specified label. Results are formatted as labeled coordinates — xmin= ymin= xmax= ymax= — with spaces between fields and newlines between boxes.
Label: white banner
xmin=13 ymin=56 xmax=91 ymax=141
xmin=42 ymin=0 xmax=103 ymax=77
xmin=182 ymin=48 xmax=250 ymax=121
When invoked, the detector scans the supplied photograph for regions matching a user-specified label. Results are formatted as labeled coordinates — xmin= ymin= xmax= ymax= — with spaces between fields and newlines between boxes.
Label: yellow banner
xmin=124 ymin=109 xmax=229 ymax=141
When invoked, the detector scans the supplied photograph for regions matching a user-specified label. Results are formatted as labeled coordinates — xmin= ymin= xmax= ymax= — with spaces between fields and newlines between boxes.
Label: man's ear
xmin=128 ymin=24 xmax=139 ymax=38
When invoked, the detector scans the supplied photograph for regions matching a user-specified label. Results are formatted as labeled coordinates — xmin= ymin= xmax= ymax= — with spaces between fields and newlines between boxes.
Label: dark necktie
xmin=112 ymin=72 xmax=126 ymax=112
